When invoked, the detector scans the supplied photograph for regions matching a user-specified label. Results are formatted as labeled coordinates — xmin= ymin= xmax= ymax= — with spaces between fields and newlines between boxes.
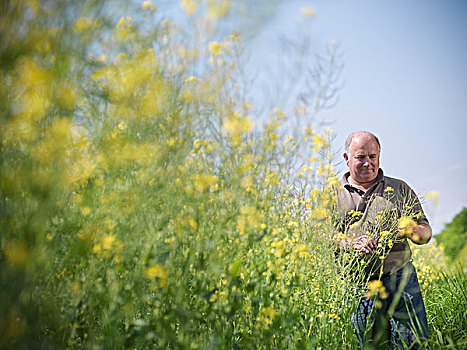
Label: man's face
xmin=344 ymin=136 xmax=380 ymax=185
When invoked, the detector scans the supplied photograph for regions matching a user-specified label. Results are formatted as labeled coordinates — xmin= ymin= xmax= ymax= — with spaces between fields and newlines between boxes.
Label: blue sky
xmin=247 ymin=0 xmax=467 ymax=233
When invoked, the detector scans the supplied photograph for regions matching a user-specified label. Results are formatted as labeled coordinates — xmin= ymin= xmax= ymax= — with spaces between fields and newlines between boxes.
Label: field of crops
xmin=1 ymin=1 xmax=465 ymax=349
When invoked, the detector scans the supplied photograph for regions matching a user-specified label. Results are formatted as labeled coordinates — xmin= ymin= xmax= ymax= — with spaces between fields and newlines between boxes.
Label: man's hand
xmin=408 ymin=224 xmax=432 ymax=245
xmin=352 ymin=235 xmax=376 ymax=254
xmin=398 ymin=217 xmax=432 ymax=245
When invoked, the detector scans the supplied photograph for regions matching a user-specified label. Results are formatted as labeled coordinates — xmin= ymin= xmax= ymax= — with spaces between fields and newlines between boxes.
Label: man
xmin=333 ymin=131 xmax=431 ymax=349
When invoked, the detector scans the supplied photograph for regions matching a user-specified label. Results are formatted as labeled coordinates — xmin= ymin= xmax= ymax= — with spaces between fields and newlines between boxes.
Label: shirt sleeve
xmin=402 ymin=183 xmax=430 ymax=226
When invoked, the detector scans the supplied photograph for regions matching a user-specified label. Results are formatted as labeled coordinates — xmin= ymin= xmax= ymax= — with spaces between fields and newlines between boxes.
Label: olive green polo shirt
xmin=335 ymin=169 xmax=429 ymax=277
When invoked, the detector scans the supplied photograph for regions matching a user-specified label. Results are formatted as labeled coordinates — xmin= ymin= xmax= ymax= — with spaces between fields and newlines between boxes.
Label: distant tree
xmin=435 ymin=207 xmax=467 ymax=264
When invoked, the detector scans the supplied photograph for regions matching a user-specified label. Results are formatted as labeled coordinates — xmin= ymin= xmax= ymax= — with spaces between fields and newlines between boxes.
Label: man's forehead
xmin=350 ymin=137 xmax=379 ymax=152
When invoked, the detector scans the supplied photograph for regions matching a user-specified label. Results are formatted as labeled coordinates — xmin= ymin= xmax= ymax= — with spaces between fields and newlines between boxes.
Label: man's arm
xmin=399 ymin=184 xmax=432 ymax=245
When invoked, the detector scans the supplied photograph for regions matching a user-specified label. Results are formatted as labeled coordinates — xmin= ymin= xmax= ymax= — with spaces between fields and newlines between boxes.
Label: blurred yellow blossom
xmin=145 ymin=264 xmax=168 ymax=287
xmin=208 ymin=41 xmax=227 ymax=57
xmin=74 ymin=17 xmax=99 ymax=32
xmin=115 ymin=17 xmax=134 ymax=41
xmin=237 ymin=206 xmax=263 ymax=235
xmin=181 ymin=0 xmax=197 ymax=16
xmin=142 ymin=1 xmax=155 ymax=11
xmin=70 ymin=282 xmax=81 ymax=293
xmin=116 ymin=16 xmax=133 ymax=28
xmin=75 ymin=17 xmax=99 ymax=33
xmin=240 ymin=175 xmax=253 ymax=190
xmin=102 ymin=235 xmax=115 ymax=250
xmin=185 ymin=76 xmax=196 ymax=83
xmin=366 ymin=280 xmax=388 ymax=299
xmin=81 ymin=206 xmax=91 ymax=216
xmin=4 ymin=240 xmax=28 ymax=268
xmin=296 ymin=244 xmax=310 ymax=258
xmin=223 ymin=112 xmax=254 ymax=146
xmin=300 ymin=7 xmax=316 ymax=18
xmin=96 ymin=54 xmax=107 ymax=63
xmin=207 ymin=0 xmax=229 ymax=20
xmin=259 ymin=306 xmax=277 ymax=327
xmin=312 ymin=133 xmax=326 ymax=152
xmin=425 ymin=190 xmax=440 ymax=206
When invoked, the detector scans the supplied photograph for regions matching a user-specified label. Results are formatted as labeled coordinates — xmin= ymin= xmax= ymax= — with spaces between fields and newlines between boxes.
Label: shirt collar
xmin=341 ymin=168 xmax=384 ymax=194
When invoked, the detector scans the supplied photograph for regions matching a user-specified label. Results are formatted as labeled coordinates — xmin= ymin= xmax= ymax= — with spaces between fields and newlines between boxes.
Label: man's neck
xmin=348 ymin=176 xmax=377 ymax=192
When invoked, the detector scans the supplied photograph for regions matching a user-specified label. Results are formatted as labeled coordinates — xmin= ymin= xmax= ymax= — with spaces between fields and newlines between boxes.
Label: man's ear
xmin=343 ymin=153 xmax=349 ymax=162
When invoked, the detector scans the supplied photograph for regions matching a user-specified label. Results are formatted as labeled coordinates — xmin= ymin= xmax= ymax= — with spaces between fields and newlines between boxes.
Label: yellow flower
xmin=300 ymin=7 xmax=315 ymax=18
xmin=186 ymin=216 xmax=198 ymax=231
xmin=366 ymin=280 xmax=388 ymax=299
xmin=296 ymin=244 xmax=310 ymax=258
xmin=145 ymin=264 xmax=168 ymax=287
xmin=223 ymin=113 xmax=254 ymax=147
xmin=102 ymin=234 xmax=115 ymax=250
xmin=184 ymin=76 xmax=196 ymax=83
xmin=229 ymin=33 xmax=239 ymax=41
xmin=380 ymin=230 xmax=391 ymax=238
xmin=91 ymin=244 xmax=102 ymax=255
xmin=116 ymin=16 xmax=133 ymax=29
xmin=207 ymin=0 xmax=229 ymax=19
xmin=142 ymin=1 xmax=155 ymax=11
xmin=181 ymin=0 xmax=197 ymax=16
xmin=425 ymin=190 xmax=440 ymax=206
xmin=208 ymin=41 xmax=227 ymax=57
xmin=81 ymin=206 xmax=91 ymax=216
xmin=95 ymin=54 xmax=107 ymax=64
xmin=74 ymin=17 xmax=99 ymax=32
xmin=312 ymin=134 xmax=325 ymax=152
xmin=259 ymin=306 xmax=277 ymax=326
xmin=115 ymin=17 xmax=134 ymax=41
xmin=398 ymin=216 xmax=417 ymax=237
xmin=4 ymin=240 xmax=28 ymax=267
xmin=71 ymin=282 xmax=81 ymax=293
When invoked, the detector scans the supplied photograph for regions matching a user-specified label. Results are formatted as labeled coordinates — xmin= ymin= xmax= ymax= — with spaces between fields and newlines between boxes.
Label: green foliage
xmin=435 ymin=207 xmax=467 ymax=265
xmin=424 ymin=266 xmax=467 ymax=349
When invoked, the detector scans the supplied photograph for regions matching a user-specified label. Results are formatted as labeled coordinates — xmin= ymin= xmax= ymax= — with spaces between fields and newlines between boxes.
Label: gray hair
xmin=344 ymin=131 xmax=381 ymax=155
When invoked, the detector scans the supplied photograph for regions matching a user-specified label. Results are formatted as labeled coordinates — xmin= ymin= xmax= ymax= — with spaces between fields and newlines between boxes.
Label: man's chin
xmin=359 ymin=174 xmax=376 ymax=182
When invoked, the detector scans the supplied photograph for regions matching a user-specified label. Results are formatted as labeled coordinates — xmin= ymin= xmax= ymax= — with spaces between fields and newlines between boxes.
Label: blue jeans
xmin=352 ymin=261 xmax=429 ymax=349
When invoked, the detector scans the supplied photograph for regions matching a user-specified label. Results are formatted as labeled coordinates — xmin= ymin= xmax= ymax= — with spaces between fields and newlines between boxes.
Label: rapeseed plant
xmin=0 ymin=1 xmax=464 ymax=349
